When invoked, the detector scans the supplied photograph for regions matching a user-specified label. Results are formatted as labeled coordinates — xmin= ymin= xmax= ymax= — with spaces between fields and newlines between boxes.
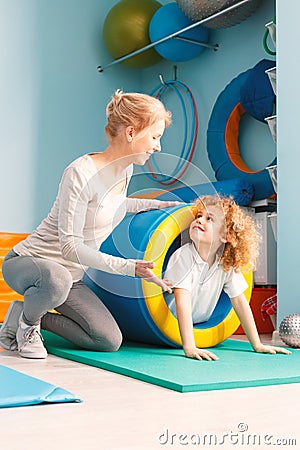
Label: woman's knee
xmin=93 ymin=327 xmax=123 ymax=352
xmin=2 ymin=255 xmax=73 ymax=304
xmin=40 ymin=263 xmax=73 ymax=305
xmin=106 ymin=329 xmax=123 ymax=352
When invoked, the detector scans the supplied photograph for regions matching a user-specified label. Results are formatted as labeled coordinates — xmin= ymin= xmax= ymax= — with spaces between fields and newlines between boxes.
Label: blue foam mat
xmin=0 ymin=365 xmax=81 ymax=408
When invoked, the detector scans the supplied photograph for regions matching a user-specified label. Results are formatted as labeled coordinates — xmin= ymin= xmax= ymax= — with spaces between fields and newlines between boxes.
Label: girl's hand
xmin=254 ymin=343 xmax=292 ymax=355
xmin=157 ymin=201 xmax=184 ymax=209
xmin=135 ymin=260 xmax=172 ymax=293
xmin=184 ymin=346 xmax=219 ymax=361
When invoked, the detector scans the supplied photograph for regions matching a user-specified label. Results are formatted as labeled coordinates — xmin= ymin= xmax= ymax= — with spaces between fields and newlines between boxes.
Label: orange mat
xmin=0 ymin=232 xmax=28 ymax=322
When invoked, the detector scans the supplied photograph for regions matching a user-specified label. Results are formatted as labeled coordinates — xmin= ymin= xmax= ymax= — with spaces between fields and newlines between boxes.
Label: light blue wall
xmin=277 ymin=0 xmax=300 ymax=323
xmin=129 ymin=0 xmax=276 ymax=195
xmin=0 ymin=0 xmax=276 ymax=227
xmin=0 ymin=1 xmax=38 ymax=232
xmin=0 ymin=0 xmax=141 ymax=232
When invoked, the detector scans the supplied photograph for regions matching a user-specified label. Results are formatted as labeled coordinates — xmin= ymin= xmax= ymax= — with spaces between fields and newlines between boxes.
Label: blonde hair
xmin=191 ymin=195 xmax=261 ymax=272
xmin=105 ymin=89 xmax=172 ymax=139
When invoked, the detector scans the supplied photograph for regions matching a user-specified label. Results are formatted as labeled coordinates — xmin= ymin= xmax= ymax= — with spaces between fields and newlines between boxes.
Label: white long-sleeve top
xmin=14 ymin=154 xmax=162 ymax=281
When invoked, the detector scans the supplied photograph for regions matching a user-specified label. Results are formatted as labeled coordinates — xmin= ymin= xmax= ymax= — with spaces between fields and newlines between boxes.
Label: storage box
xmin=253 ymin=211 xmax=277 ymax=285
xmin=269 ymin=212 xmax=277 ymax=241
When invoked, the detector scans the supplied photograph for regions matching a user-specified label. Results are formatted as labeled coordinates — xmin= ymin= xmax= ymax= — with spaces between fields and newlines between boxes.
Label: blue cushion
xmin=240 ymin=59 xmax=275 ymax=122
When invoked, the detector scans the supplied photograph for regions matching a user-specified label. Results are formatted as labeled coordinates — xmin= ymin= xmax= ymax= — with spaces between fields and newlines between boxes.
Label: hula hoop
xmin=143 ymin=80 xmax=198 ymax=186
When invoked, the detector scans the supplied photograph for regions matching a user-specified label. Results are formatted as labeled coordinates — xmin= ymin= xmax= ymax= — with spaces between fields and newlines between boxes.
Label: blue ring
xmin=207 ymin=67 xmax=276 ymax=201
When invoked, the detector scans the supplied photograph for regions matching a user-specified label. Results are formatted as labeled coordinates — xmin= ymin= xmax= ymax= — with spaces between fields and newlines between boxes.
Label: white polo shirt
xmin=164 ymin=243 xmax=248 ymax=324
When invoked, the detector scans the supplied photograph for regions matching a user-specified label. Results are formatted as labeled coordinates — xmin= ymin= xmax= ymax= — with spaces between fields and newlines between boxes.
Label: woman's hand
xmin=135 ymin=260 xmax=172 ymax=293
xmin=184 ymin=346 xmax=219 ymax=361
xmin=253 ymin=343 xmax=292 ymax=355
xmin=157 ymin=201 xmax=184 ymax=209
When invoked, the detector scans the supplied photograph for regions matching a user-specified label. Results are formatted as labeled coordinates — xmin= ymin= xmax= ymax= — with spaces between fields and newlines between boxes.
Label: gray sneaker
xmin=17 ymin=320 xmax=48 ymax=359
xmin=0 ymin=300 xmax=23 ymax=350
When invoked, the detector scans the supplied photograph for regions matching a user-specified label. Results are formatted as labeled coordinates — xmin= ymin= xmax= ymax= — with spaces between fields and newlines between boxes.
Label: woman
xmin=0 ymin=90 xmax=177 ymax=359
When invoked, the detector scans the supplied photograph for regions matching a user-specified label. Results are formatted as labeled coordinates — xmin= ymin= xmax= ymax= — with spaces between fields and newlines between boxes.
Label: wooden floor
xmin=0 ymin=334 xmax=299 ymax=450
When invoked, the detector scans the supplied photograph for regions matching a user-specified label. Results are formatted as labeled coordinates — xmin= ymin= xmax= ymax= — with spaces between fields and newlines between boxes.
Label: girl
xmin=165 ymin=195 xmax=291 ymax=360
xmin=0 ymin=90 xmax=179 ymax=359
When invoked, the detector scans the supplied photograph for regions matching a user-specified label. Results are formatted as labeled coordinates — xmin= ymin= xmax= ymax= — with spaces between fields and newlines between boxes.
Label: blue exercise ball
xmin=149 ymin=2 xmax=209 ymax=62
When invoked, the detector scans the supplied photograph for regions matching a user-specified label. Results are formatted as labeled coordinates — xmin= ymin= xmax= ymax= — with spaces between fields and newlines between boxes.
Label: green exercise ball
xmin=103 ymin=0 xmax=163 ymax=68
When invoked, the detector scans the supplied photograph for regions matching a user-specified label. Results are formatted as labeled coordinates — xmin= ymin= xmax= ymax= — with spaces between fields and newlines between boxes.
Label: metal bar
xmin=97 ymin=0 xmax=250 ymax=72
xmin=174 ymin=36 xmax=219 ymax=51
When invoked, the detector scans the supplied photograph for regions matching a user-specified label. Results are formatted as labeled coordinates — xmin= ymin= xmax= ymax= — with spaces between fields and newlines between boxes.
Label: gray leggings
xmin=2 ymin=250 xmax=122 ymax=351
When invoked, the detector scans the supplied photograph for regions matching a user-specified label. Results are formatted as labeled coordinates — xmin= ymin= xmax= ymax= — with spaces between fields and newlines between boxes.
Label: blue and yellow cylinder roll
xmin=84 ymin=205 xmax=252 ymax=348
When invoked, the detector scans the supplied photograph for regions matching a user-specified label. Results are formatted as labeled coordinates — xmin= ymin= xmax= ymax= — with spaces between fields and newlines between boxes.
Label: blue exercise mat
xmin=0 ymin=365 xmax=81 ymax=408
xmin=43 ymin=331 xmax=299 ymax=393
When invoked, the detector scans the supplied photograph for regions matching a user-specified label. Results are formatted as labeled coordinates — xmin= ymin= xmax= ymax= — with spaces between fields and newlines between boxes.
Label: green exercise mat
xmin=43 ymin=331 xmax=299 ymax=393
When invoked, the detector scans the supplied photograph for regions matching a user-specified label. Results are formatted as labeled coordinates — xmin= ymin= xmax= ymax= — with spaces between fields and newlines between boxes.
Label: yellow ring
xmin=141 ymin=205 xmax=252 ymax=348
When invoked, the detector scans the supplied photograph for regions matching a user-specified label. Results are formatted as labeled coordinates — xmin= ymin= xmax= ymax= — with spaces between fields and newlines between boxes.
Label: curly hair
xmin=191 ymin=195 xmax=261 ymax=272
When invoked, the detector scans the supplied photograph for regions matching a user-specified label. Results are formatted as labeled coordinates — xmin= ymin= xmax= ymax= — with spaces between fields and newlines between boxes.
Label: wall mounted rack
xmin=97 ymin=0 xmax=251 ymax=73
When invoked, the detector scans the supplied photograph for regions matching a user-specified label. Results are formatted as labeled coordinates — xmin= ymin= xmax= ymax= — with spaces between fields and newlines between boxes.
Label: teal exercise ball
xmin=149 ymin=3 xmax=209 ymax=62
xmin=103 ymin=0 xmax=163 ymax=68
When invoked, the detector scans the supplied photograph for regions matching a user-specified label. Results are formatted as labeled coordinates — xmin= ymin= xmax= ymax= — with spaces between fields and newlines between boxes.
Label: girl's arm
xmin=174 ymin=288 xmax=219 ymax=361
xmin=230 ymin=294 xmax=291 ymax=354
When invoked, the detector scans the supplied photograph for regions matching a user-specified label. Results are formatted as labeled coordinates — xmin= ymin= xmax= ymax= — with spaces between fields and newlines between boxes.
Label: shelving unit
xmin=264 ymin=19 xmax=277 ymax=245
xmin=262 ymin=18 xmax=277 ymax=337
xmin=265 ymin=20 xmax=277 ymax=144
xmin=97 ymin=0 xmax=251 ymax=72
